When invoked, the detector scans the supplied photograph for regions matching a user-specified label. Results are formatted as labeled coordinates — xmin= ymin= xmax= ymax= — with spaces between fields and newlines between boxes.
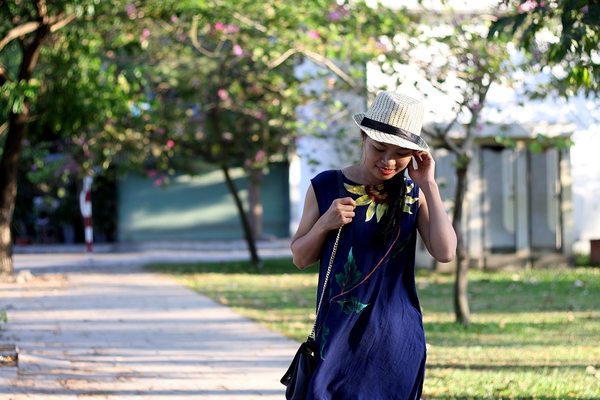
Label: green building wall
xmin=117 ymin=163 xmax=290 ymax=241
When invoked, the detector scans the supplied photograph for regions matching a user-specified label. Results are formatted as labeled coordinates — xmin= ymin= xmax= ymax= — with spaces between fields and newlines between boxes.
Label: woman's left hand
xmin=408 ymin=151 xmax=436 ymax=187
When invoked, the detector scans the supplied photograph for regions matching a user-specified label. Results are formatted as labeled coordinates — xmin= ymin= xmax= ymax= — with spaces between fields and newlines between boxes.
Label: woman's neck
xmin=342 ymin=163 xmax=383 ymax=186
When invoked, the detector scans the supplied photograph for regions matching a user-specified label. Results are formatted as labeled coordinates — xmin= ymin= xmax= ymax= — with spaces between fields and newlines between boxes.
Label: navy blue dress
xmin=308 ymin=170 xmax=426 ymax=400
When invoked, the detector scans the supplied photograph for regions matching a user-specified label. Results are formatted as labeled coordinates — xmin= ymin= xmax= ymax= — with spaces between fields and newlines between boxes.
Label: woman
xmin=291 ymin=91 xmax=457 ymax=399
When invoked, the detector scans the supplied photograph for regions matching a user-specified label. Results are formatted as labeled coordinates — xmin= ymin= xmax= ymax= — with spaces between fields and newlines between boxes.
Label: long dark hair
xmin=374 ymin=169 xmax=407 ymax=245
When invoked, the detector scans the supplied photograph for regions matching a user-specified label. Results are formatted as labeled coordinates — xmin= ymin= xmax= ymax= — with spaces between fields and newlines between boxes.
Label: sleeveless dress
xmin=308 ymin=170 xmax=426 ymax=400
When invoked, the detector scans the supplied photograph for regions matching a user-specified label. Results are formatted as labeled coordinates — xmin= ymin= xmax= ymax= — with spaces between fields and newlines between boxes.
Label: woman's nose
xmin=382 ymin=155 xmax=395 ymax=165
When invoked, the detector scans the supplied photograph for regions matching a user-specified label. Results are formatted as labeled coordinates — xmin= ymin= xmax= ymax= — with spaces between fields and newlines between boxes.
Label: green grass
xmin=149 ymin=260 xmax=600 ymax=399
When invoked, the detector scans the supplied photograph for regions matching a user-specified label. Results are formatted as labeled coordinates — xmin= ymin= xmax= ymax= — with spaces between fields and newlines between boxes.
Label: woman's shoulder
xmin=310 ymin=169 xmax=338 ymax=186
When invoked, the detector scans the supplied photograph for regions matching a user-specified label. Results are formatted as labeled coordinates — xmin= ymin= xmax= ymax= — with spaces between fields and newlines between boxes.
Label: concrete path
xmin=0 ymin=246 xmax=299 ymax=399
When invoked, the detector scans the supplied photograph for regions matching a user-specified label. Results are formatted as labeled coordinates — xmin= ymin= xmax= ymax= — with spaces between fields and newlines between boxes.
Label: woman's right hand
xmin=291 ymin=186 xmax=355 ymax=269
xmin=321 ymin=197 xmax=356 ymax=230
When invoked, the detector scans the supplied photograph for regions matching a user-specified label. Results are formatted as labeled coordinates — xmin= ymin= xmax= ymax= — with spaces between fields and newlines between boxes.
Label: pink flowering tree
xmin=0 ymin=0 xmax=413 ymax=270
xmin=138 ymin=0 xmax=411 ymax=265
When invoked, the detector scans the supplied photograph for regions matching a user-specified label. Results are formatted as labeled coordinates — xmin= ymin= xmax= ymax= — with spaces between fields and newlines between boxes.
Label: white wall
xmin=290 ymin=59 xmax=365 ymax=234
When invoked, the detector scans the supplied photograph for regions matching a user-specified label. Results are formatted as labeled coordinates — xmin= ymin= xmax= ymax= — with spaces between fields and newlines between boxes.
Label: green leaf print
xmin=320 ymin=325 xmax=329 ymax=361
xmin=336 ymin=297 xmax=370 ymax=314
xmin=335 ymin=248 xmax=362 ymax=291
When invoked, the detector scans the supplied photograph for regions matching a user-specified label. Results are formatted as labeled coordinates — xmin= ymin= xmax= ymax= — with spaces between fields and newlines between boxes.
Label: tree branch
xmin=50 ymin=13 xmax=77 ymax=33
xmin=0 ymin=21 xmax=40 ymax=51
xmin=268 ymin=48 xmax=298 ymax=69
xmin=212 ymin=0 xmax=267 ymax=33
xmin=209 ymin=0 xmax=358 ymax=87
xmin=189 ymin=15 xmax=220 ymax=58
xmin=0 ymin=12 xmax=76 ymax=52
xmin=0 ymin=121 xmax=8 ymax=138
xmin=36 ymin=0 xmax=49 ymax=25
xmin=422 ymin=106 xmax=463 ymax=155
xmin=302 ymin=48 xmax=358 ymax=88
xmin=0 ymin=63 xmax=11 ymax=85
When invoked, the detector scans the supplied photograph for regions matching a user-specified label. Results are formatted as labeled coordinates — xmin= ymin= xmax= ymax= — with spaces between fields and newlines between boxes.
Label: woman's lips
xmin=378 ymin=166 xmax=395 ymax=175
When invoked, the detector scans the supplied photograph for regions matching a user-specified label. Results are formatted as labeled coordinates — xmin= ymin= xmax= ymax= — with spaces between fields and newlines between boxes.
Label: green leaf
xmin=335 ymin=248 xmax=362 ymax=291
xmin=336 ymin=297 xmax=370 ymax=315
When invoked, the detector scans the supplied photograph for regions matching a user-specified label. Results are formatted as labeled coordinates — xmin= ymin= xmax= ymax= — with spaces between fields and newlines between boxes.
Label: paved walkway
xmin=0 ymin=244 xmax=299 ymax=399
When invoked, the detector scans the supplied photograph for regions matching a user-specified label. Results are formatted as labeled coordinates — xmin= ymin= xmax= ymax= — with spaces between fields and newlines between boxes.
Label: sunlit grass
xmin=149 ymin=261 xmax=600 ymax=399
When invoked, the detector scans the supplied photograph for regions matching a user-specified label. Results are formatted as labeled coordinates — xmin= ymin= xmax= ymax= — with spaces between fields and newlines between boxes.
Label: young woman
xmin=291 ymin=91 xmax=457 ymax=399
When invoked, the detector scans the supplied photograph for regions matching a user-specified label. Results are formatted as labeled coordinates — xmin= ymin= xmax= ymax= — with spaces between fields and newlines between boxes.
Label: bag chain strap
xmin=309 ymin=226 xmax=342 ymax=340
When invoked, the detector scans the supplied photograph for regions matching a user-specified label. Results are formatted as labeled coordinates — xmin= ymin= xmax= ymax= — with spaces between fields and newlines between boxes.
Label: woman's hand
xmin=291 ymin=186 xmax=356 ymax=269
xmin=321 ymin=197 xmax=356 ymax=230
xmin=408 ymin=151 xmax=436 ymax=188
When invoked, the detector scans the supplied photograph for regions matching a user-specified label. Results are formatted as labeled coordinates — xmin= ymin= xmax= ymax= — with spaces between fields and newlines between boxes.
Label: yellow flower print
xmin=403 ymin=182 xmax=418 ymax=214
xmin=344 ymin=183 xmax=389 ymax=223
xmin=344 ymin=180 xmax=419 ymax=221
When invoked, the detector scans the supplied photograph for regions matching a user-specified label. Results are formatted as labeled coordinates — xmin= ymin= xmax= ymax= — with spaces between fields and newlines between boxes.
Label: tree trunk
xmin=0 ymin=21 xmax=50 ymax=274
xmin=452 ymin=164 xmax=471 ymax=326
xmin=0 ymin=106 xmax=29 ymax=275
xmin=221 ymin=164 xmax=261 ymax=266
xmin=247 ymin=168 xmax=263 ymax=240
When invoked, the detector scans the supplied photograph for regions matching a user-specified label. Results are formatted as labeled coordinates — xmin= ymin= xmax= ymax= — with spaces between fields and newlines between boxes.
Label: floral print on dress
xmin=344 ymin=182 xmax=389 ymax=222
xmin=344 ymin=179 xmax=419 ymax=221
xmin=403 ymin=182 xmax=418 ymax=214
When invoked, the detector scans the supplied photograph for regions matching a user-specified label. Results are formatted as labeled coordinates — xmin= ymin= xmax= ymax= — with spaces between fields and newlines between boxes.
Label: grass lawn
xmin=149 ymin=260 xmax=600 ymax=399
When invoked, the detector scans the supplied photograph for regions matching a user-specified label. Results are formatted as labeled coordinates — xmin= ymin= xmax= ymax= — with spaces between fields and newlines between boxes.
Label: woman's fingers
xmin=329 ymin=197 xmax=356 ymax=227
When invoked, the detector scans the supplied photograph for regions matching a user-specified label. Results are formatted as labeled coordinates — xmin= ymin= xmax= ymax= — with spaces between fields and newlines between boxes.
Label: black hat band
xmin=361 ymin=117 xmax=424 ymax=146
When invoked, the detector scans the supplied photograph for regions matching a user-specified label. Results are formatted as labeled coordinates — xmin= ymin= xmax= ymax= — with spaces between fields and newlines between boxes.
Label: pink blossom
xmin=583 ymin=5 xmax=589 ymax=12
xmin=215 ymin=22 xmax=225 ymax=31
xmin=308 ymin=30 xmax=320 ymax=39
xmin=225 ymin=24 xmax=240 ymax=34
xmin=146 ymin=170 xmax=158 ymax=178
xmin=255 ymin=150 xmax=266 ymax=163
xmin=171 ymin=15 xmax=178 ymax=22
xmin=233 ymin=44 xmax=243 ymax=56
xmin=217 ymin=89 xmax=229 ymax=100
xmin=153 ymin=178 xmax=164 ymax=187
xmin=178 ymin=34 xmax=187 ymax=41
xmin=166 ymin=140 xmax=175 ymax=148
xmin=126 ymin=3 xmax=137 ymax=17
xmin=157 ymin=127 xmax=165 ymax=134
xmin=518 ymin=0 xmax=537 ymax=13
xmin=327 ymin=11 xmax=340 ymax=21
xmin=141 ymin=28 xmax=150 ymax=39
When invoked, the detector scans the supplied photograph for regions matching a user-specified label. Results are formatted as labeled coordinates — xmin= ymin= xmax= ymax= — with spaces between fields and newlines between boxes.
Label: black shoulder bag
xmin=280 ymin=170 xmax=345 ymax=400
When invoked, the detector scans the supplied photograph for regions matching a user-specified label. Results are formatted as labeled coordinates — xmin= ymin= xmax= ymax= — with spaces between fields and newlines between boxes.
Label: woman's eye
xmin=373 ymin=146 xmax=384 ymax=152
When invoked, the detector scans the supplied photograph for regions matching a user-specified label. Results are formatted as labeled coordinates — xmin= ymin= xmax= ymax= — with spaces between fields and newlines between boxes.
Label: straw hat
xmin=353 ymin=91 xmax=429 ymax=152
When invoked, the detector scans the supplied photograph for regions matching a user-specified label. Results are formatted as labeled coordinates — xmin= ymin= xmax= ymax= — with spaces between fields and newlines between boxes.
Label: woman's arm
xmin=410 ymin=152 xmax=457 ymax=263
xmin=291 ymin=184 xmax=356 ymax=269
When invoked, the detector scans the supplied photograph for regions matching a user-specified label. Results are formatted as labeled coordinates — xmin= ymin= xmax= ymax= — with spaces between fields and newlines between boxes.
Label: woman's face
xmin=362 ymin=135 xmax=414 ymax=183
